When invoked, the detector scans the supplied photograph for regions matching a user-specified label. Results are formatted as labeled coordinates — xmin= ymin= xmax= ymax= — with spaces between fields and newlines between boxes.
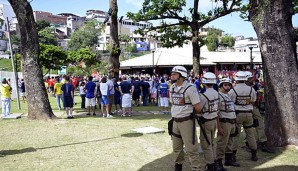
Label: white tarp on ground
xmin=2 ymin=114 xmax=22 ymax=119
xmin=121 ymin=45 xmax=262 ymax=68
xmin=132 ymin=126 xmax=165 ymax=134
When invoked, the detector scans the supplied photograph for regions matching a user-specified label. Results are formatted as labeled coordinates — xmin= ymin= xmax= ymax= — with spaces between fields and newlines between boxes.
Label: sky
xmin=1 ymin=0 xmax=298 ymax=38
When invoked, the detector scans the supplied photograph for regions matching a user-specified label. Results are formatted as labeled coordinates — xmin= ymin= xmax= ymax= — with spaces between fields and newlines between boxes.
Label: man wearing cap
xmin=245 ymin=71 xmax=274 ymax=153
xmin=1 ymin=78 xmax=12 ymax=117
xmin=169 ymin=66 xmax=203 ymax=171
xmin=199 ymin=72 xmax=220 ymax=171
xmin=229 ymin=71 xmax=258 ymax=162
xmin=216 ymin=78 xmax=240 ymax=170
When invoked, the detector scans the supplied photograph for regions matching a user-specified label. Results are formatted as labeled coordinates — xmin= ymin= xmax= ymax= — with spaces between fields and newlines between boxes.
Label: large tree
xmin=108 ymin=0 xmax=121 ymax=79
xmin=39 ymin=44 xmax=67 ymax=72
xmin=220 ymin=34 xmax=235 ymax=48
xmin=8 ymin=0 xmax=55 ymax=120
xmin=36 ymin=19 xmax=51 ymax=31
xmin=248 ymin=0 xmax=298 ymax=146
xmin=38 ymin=27 xmax=58 ymax=46
xmin=67 ymin=47 xmax=100 ymax=75
xmin=68 ymin=20 xmax=101 ymax=51
xmin=127 ymin=0 xmax=245 ymax=76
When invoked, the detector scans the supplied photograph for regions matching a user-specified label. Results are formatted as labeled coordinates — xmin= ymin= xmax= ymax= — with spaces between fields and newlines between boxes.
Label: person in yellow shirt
xmin=1 ymin=78 xmax=12 ymax=117
xmin=54 ymin=77 xmax=64 ymax=110
xmin=44 ymin=79 xmax=49 ymax=94
xmin=61 ymin=75 xmax=66 ymax=84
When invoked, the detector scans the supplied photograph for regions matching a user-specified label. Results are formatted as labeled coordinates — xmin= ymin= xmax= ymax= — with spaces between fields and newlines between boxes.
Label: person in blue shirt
xmin=158 ymin=78 xmax=169 ymax=114
xmin=194 ymin=77 xmax=201 ymax=94
xmin=132 ymin=77 xmax=141 ymax=106
xmin=113 ymin=78 xmax=122 ymax=113
xmin=61 ymin=76 xmax=74 ymax=119
xmin=119 ymin=76 xmax=133 ymax=116
xmin=85 ymin=76 xmax=96 ymax=116
xmin=140 ymin=78 xmax=150 ymax=106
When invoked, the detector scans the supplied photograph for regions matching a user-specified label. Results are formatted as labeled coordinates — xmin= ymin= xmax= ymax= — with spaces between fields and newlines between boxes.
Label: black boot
xmin=232 ymin=150 xmax=237 ymax=162
xmin=205 ymin=163 xmax=215 ymax=171
xmin=215 ymin=159 xmax=227 ymax=171
xmin=251 ymin=149 xmax=258 ymax=161
xmin=261 ymin=141 xmax=275 ymax=153
xmin=224 ymin=153 xmax=240 ymax=167
xmin=245 ymin=141 xmax=251 ymax=152
xmin=175 ymin=163 xmax=182 ymax=171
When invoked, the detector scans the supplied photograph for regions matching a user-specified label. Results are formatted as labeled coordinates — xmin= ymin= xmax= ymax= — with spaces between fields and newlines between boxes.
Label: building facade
xmin=234 ymin=37 xmax=260 ymax=53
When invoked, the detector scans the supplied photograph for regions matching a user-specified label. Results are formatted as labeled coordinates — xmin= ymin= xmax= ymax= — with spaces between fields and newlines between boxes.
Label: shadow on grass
xmin=0 ymin=137 xmax=120 ymax=157
xmin=121 ymin=133 xmax=143 ymax=137
xmin=138 ymin=153 xmax=192 ymax=171
xmin=0 ymin=147 xmax=37 ymax=156
xmin=138 ymin=146 xmax=298 ymax=171
xmin=37 ymin=136 xmax=120 ymax=150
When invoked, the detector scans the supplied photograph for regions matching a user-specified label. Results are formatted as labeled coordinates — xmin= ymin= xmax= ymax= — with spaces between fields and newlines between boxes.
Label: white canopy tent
xmin=120 ymin=45 xmax=261 ymax=69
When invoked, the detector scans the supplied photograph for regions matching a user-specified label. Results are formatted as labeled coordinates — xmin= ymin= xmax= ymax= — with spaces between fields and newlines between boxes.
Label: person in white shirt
xmin=79 ymin=82 xmax=86 ymax=109
xmin=107 ymin=75 xmax=115 ymax=114
xmin=100 ymin=77 xmax=113 ymax=118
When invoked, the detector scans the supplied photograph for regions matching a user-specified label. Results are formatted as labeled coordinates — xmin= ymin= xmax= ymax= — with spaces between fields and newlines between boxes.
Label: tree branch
xmin=147 ymin=22 xmax=190 ymax=31
xmin=167 ymin=9 xmax=190 ymax=24
xmin=199 ymin=8 xmax=241 ymax=26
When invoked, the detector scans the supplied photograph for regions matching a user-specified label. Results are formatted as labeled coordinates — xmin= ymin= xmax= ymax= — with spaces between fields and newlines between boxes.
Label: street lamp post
xmin=249 ymin=46 xmax=254 ymax=70
xmin=6 ymin=17 xmax=21 ymax=110
xmin=152 ymin=49 xmax=155 ymax=75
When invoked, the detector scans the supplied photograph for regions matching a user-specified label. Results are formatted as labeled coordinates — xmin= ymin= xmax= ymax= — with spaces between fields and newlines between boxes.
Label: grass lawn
xmin=1 ymin=96 xmax=298 ymax=171
xmin=0 ymin=58 xmax=13 ymax=72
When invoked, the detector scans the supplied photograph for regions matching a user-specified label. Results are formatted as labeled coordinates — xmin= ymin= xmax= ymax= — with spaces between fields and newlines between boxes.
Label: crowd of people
xmin=43 ymin=73 xmax=173 ymax=118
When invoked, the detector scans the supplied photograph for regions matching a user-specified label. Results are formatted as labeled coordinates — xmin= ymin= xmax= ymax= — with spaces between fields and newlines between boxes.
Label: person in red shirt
xmin=72 ymin=76 xmax=78 ymax=105
xmin=48 ymin=77 xmax=56 ymax=97
xmin=72 ymin=76 xmax=78 ymax=89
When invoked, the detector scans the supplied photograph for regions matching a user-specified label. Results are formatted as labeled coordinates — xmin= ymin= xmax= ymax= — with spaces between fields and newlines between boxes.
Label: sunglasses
xmin=223 ymin=83 xmax=231 ymax=86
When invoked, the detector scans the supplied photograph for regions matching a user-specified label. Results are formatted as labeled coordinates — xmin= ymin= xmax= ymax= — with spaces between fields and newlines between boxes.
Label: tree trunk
xmin=191 ymin=0 xmax=201 ymax=77
xmin=109 ymin=0 xmax=120 ymax=79
xmin=8 ymin=0 xmax=55 ymax=120
xmin=192 ymin=35 xmax=200 ymax=77
xmin=249 ymin=0 xmax=298 ymax=146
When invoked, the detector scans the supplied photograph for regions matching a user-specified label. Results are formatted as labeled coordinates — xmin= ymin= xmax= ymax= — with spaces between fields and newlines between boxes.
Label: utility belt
xmin=172 ymin=115 xmax=192 ymax=122
xmin=168 ymin=114 xmax=193 ymax=139
xmin=235 ymin=110 xmax=253 ymax=115
xmin=219 ymin=118 xmax=236 ymax=124
xmin=199 ymin=116 xmax=217 ymax=124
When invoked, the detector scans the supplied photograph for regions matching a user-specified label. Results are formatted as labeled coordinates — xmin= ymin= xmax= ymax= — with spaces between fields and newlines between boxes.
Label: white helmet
xmin=171 ymin=66 xmax=187 ymax=78
xmin=244 ymin=71 xmax=253 ymax=79
xmin=218 ymin=78 xmax=232 ymax=87
xmin=202 ymin=72 xmax=217 ymax=84
xmin=235 ymin=71 xmax=247 ymax=81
